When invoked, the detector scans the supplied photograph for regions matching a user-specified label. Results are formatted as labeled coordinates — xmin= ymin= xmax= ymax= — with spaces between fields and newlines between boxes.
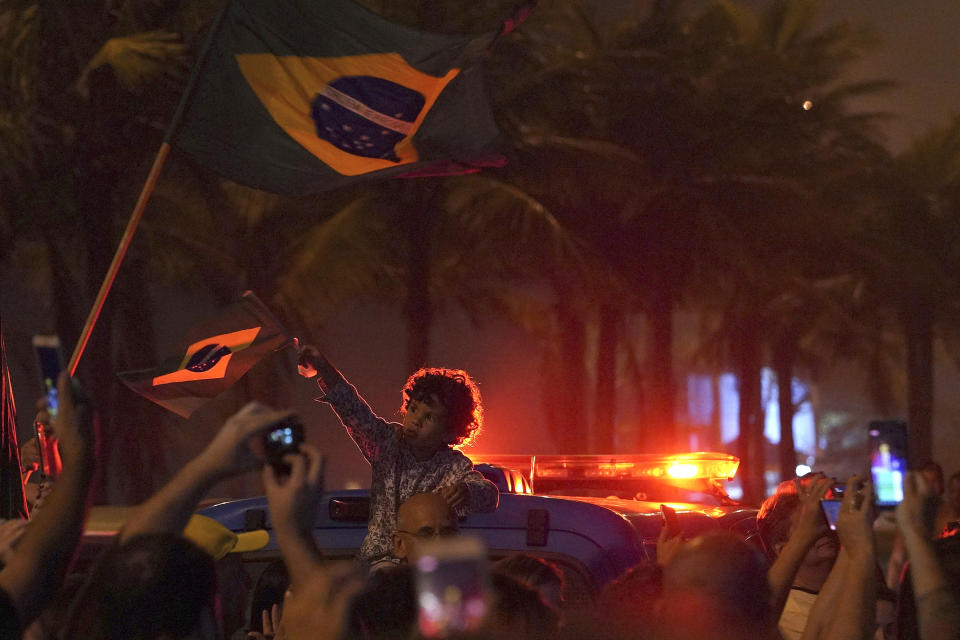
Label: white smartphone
xmin=415 ymin=536 xmax=491 ymax=638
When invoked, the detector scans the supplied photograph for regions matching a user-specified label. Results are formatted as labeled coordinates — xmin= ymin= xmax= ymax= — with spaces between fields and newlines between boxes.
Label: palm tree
xmin=854 ymin=115 xmax=960 ymax=464
xmin=648 ymin=0 xmax=891 ymax=502
xmin=0 ymin=0 xmax=216 ymax=503
xmin=270 ymin=175 xmax=577 ymax=372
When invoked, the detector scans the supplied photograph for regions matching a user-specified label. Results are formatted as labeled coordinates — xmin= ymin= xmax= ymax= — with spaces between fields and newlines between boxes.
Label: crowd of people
xmin=0 ymin=348 xmax=958 ymax=640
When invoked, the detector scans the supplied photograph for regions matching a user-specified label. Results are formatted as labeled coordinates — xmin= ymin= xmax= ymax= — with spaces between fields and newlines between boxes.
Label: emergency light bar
xmin=467 ymin=452 xmax=740 ymax=487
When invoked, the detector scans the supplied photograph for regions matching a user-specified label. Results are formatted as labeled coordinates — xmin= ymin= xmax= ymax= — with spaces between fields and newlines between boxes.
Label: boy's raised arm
xmin=296 ymin=343 xmax=345 ymax=392
xmin=298 ymin=343 xmax=394 ymax=464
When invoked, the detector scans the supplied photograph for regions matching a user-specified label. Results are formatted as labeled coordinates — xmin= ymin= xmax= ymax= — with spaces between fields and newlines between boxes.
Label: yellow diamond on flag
xmin=235 ymin=53 xmax=460 ymax=176
xmin=152 ymin=327 xmax=261 ymax=386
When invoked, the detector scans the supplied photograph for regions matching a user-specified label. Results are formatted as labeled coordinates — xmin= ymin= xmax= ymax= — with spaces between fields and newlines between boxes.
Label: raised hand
xmin=198 ymin=402 xmax=295 ymax=479
xmin=657 ymin=519 xmax=684 ymax=567
xmin=52 ymin=372 xmax=94 ymax=470
xmin=19 ymin=438 xmax=40 ymax=474
xmin=263 ymin=444 xmax=325 ymax=541
xmin=793 ymin=474 xmax=834 ymax=544
xmin=835 ymin=475 xmax=875 ymax=558
xmin=896 ymin=471 xmax=937 ymax=539
xmin=296 ymin=341 xmax=321 ymax=379
xmin=248 ymin=602 xmax=283 ymax=640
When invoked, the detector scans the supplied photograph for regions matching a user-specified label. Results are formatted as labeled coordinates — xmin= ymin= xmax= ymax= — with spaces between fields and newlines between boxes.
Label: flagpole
xmin=68 ymin=1 xmax=233 ymax=376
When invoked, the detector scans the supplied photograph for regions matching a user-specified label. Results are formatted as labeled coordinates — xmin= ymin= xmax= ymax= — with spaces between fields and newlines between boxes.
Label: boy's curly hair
xmin=400 ymin=368 xmax=483 ymax=447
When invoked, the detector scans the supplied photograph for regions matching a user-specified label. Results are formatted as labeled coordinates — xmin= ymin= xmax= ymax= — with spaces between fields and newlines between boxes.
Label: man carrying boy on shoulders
xmin=298 ymin=345 xmax=498 ymax=568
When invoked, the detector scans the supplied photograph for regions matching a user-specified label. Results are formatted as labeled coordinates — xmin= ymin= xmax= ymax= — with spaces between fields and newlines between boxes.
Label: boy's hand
xmin=438 ymin=482 xmax=469 ymax=509
xmin=297 ymin=341 xmax=321 ymax=379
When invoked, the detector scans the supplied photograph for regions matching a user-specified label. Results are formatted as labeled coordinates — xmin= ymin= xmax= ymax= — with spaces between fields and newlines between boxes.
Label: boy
xmin=298 ymin=345 xmax=499 ymax=566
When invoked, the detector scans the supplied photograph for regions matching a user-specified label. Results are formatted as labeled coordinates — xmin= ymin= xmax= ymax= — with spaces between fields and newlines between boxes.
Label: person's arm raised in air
xmin=263 ymin=446 xmax=364 ymax=640
xmin=896 ymin=471 xmax=960 ymax=640
xmin=297 ymin=342 xmax=394 ymax=464
xmin=768 ymin=475 xmax=833 ymax=619
xmin=120 ymin=402 xmax=293 ymax=542
xmin=0 ymin=372 xmax=95 ymax=628
xmin=801 ymin=475 xmax=877 ymax=640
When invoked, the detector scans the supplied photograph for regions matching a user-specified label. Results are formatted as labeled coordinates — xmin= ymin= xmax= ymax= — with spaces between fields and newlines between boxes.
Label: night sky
xmin=807 ymin=0 xmax=960 ymax=153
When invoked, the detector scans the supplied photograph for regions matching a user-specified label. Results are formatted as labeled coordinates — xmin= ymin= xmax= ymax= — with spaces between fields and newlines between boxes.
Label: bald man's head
xmin=392 ymin=493 xmax=459 ymax=562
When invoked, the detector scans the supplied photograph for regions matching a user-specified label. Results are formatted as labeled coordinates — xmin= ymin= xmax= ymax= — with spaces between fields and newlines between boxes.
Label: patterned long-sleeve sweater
xmin=318 ymin=379 xmax=499 ymax=563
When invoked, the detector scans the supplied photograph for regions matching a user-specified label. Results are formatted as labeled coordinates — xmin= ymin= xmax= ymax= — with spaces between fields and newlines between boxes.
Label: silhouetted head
xmin=487 ymin=572 xmax=560 ymax=640
xmin=247 ymin=559 xmax=289 ymax=634
xmin=757 ymin=476 xmax=838 ymax=583
xmin=66 ymin=533 xmax=216 ymax=640
xmin=347 ymin=564 xmax=417 ymax=640
xmin=917 ymin=459 xmax=945 ymax=496
xmin=595 ymin=561 xmax=662 ymax=640
xmin=657 ymin=531 xmax=775 ymax=640
xmin=494 ymin=553 xmax=564 ymax=611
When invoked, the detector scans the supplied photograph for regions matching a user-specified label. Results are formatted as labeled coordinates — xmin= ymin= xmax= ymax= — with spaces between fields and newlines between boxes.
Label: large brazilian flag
xmin=169 ymin=0 xmax=504 ymax=194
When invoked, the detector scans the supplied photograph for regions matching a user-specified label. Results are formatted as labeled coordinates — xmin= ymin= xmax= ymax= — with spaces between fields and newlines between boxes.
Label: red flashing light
xmin=467 ymin=452 xmax=740 ymax=487
xmin=667 ymin=463 xmax=699 ymax=479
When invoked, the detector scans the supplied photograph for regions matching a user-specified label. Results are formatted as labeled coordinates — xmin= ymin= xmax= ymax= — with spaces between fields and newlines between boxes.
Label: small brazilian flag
xmin=168 ymin=0 xmax=505 ymax=195
xmin=118 ymin=292 xmax=291 ymax=417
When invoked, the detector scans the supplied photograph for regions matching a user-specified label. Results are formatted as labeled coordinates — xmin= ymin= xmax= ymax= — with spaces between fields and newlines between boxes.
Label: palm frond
xmin=76 ymin=30 xmax=185 ymax=97
xmin=274 ymin=195 xmax=404 ymax=323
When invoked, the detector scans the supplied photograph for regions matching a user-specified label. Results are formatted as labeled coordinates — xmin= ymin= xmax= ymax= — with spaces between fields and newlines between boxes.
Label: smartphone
xmin=869 ymin=420 xmax=908 ymax=508
xmin=262 ymin=416 xmax=304 ymax=474
xmin=660 ymin=504 xmax=680 ymax=530
xmin=32 ymin=335 xmax=64 ymax=420
xmin=820 ymin=499 xmax=842 ymax=531
xmin=415 ymin=536 xmax=491 ymax=638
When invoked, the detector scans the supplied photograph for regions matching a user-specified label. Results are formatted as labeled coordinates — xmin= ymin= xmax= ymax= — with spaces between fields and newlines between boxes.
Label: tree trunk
xmin=73 ymin=65 xmax=126 ymax=503
xmin=646 ymin=291 xmax=675 ymax=452
xmin=734 ymin=320 xmax=765 ymax=505
xmin=42 ymin=234 xmax=81 ymax=352
xmin=593 ymin=304 xmax=617 ymax=452
xmin=543 ymin=281 xmax=589 ymax=453
xmin=904 ymin=298 xmax=934 ymax=466
xmin=107 ymin=252 xmax=168 ymax=504
xmin=773 ymin=334 xmax=797 ymax=482
xmin=404 ymin=185 xmax=434 ymax=372
xmin=710 ymin=372 xmax=723 ymax=451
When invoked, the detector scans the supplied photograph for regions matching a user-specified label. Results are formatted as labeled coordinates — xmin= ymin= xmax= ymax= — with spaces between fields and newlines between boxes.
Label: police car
xmin=197 ymin=452 xmax=757 ymax=608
